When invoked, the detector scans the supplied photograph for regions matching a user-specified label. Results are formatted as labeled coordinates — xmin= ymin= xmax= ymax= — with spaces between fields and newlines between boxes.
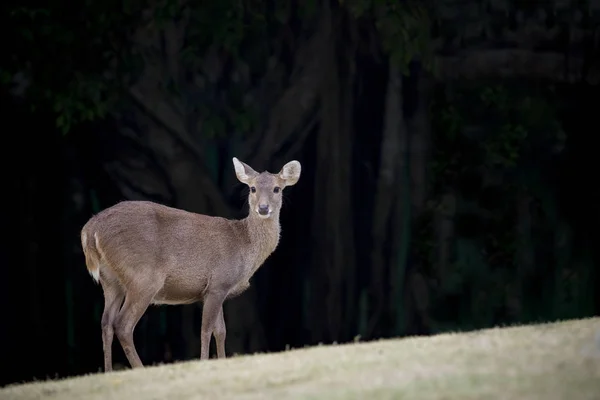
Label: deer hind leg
xmin=114 ymin=278 xmax=164 ymax=369
xmin=100 ymin=272 xmax=125 ymax=372
xmin=214 ymin=306 xmax=226 ymax=359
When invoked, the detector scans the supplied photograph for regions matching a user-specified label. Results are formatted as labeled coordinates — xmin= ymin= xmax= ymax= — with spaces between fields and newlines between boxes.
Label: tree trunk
xmin=308 ymin=0 xmax=356 ymax=344
xmin=367 ymin=58 xmax=409 ymax=339
xmin=512 ymin=189 xmax=534 ymax=320
xmin=408 ymin=68 xmax=433 ymax=215
xmin=434 ymin=192 xmax=456 ymax=286
xmin=340 ymin=15 xmax=359 ymax=341
xmin=389 ymin=66 xmax=434 ymax=335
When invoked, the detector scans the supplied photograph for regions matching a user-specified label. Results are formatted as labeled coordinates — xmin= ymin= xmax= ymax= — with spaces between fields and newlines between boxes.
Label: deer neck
xmin=243 ymin=210 xmax=281 ymax=270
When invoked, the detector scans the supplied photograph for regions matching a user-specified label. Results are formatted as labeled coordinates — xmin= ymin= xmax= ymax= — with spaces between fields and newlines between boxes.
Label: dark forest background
xmin=1 ymin=0 xmax=599 ymax=386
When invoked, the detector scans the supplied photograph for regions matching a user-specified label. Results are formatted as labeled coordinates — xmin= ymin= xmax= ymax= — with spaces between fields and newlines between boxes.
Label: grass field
xmin=2 ymin=317 xmax=600 ymax=400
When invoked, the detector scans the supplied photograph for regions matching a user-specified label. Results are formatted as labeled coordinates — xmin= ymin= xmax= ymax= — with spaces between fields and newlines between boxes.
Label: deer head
xmin=233 ymin=157 xmax=301 ymax=219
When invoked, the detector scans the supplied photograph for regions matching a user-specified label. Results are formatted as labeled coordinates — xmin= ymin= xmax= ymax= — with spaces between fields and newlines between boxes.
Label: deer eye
xmin=273 ymin=187 xmax=280 ymax=193
xmin=250 ymin=187 xmax=256 ymax=193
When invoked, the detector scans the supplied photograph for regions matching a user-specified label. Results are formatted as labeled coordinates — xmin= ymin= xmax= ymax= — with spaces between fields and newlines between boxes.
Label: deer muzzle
xmin=257 ymin=204 xmax=270 ymax=216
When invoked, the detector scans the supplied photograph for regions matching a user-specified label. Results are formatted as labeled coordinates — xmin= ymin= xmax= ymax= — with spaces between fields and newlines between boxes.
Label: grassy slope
xmin=2 ymin=317 xmax=600 ymax=400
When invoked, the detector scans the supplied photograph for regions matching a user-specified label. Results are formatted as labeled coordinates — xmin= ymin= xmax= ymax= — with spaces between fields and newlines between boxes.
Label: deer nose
xmin=258 ymin=204 xmax=269 ymax=215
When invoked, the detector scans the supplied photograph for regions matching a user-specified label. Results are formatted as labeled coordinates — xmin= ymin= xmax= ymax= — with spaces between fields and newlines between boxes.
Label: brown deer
xmin=80 ymin=157 xmax=301 ymax=371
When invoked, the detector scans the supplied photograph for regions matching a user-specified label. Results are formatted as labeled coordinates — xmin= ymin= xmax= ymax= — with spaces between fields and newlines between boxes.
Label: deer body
xmin=81 ymin=158 xmax=301 ymax=371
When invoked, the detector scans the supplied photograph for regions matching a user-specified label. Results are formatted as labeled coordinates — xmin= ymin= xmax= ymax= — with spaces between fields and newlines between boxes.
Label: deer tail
xmin=81 ymin=229 xmax=101 ymax=284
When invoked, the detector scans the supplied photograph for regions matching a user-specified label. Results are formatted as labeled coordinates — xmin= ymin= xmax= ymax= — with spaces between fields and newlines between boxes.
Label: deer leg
xmin=200 ymin=291 xmax=227 ymax=360
xmin=100 ymin=279 xmax=125 ymax=372
xmin=114 ymin=282 xmax=162 ymax=368
xmin=214 ymin=306 xmax=227 ymax=359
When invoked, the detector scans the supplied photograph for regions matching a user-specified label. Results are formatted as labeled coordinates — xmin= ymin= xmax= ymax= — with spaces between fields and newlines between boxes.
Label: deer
xmin=80 ymin=157 xmax=301 ymax=371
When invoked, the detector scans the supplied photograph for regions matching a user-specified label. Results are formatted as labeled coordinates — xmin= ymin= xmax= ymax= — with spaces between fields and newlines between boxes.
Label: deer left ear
xmin=279 ymin=160 xmax=301 ymax=187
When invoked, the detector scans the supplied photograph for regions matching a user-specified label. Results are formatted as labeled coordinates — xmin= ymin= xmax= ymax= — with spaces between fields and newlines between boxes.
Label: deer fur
xmin=80 ymin=157 xmax=301 ymax=371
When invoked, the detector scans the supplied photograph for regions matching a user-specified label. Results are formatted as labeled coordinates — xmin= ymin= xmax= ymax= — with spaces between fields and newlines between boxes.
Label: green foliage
xmin=483 ymin=123 xmax=527 ymax=168
xmin=299 ymin=0 xmax=318 ymax=19
xmin=425 ymin=82 xmax=572 ymax=329
xmin=201 ymin=110 xmax=227 ymax=140
xmin=4 ymin=0 xmax=434 ymax=136
xmin=478 ymin=85 xmax=565 ymax=169
xmin=2 ymin=0 xmax=282 ymax=135
xmin=2 ymin=0 xmax=144 ymax=133
xmin=433 ymin=83 xmax=565 ymax=182
xmin=344 ymin=0 xmax=434 ymax=73
xmin=187 ymin=0 xmax=247 ymax=57
xmin=232 ymin=107 xmax=260 ymax=136
xmin=52 ymin=77 xmax=117 ymax=134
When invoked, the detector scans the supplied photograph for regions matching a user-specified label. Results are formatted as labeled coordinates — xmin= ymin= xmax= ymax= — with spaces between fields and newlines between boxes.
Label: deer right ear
xmin=232 ymin=157 xmax=257 ymax=184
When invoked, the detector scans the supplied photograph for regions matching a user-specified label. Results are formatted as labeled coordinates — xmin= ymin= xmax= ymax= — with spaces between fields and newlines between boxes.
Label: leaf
xmin=274 ymin=2 xmax=290 ymax=24
xmin=0 ymin=70 xmax=12 ymax=85
xmin=53 ymin=100 xmax=63 ymax=112
xmin=20 ymin=28 xmax=34 ymax=42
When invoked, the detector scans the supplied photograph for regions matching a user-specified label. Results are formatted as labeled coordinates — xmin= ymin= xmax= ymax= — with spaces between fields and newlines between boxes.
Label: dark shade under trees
xmin=1 ymin=0 xmax=599 ymax=385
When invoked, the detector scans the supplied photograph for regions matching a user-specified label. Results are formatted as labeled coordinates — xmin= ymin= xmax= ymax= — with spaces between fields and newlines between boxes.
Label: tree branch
xmin=127 ymin=88 xmax=231 ymax=216
xmin=435 ymin=49 xmax=599 ymax=83
xmin=273 ymin=102 xmax=319 ymax=166
xmin=116 ymin=126 xmax=179 ymax=205
xmin=162 ymin=0 xmax=190 ymax=85
xmin=105 ymin=162 xmax=172 ymax=204
xmin=246 ymin=9 xmax=331 ymax=168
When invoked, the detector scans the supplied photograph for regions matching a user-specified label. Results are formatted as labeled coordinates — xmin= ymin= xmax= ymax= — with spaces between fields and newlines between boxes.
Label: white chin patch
xmin=256 ymin=210 xmax=271 ymax=219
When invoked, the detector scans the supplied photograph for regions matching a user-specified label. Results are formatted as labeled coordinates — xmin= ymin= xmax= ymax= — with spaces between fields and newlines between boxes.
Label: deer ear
xmin=232 ymin=157 xmax=257 ymax=184
xmin=279 ymin=160 xmax=301 ymax=187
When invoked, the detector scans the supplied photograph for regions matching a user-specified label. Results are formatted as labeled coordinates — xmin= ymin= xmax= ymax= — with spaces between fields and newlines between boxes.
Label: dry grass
xmin=2 ymin=317 xmax=600 ymax=400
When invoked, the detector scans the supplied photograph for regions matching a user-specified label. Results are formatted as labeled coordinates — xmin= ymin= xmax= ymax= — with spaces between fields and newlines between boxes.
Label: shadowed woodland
xmin=1 ymin=0 xmax=599 ymax=385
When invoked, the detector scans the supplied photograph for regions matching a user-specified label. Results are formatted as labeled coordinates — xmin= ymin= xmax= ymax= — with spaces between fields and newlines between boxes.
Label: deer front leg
xmin=200 ymin=290 xmax=227 ymax=360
